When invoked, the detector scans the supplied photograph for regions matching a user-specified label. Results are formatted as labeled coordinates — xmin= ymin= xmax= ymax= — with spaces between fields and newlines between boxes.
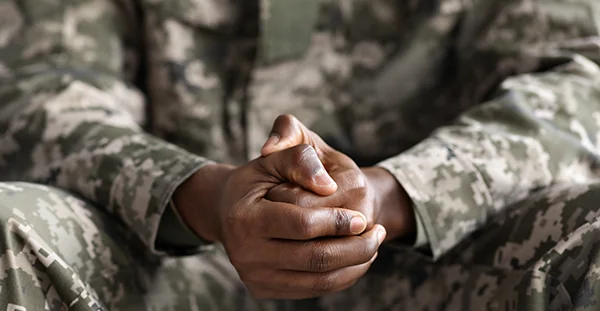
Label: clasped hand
xmin=174 ymin=115 xmax=414 ymax=299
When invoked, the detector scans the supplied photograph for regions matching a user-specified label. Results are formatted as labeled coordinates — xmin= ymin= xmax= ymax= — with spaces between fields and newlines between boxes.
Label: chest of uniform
xmin=258 ymin=0 xmax=441 ymax=65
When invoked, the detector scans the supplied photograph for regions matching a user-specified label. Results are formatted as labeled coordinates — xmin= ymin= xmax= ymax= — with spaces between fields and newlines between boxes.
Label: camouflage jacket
xmin=1 ymin=0 xmax=599 ymax=260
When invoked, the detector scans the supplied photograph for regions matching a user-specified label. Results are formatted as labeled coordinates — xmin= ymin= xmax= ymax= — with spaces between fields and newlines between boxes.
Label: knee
xmin=0 ymin=182 xmax=80 ymax=225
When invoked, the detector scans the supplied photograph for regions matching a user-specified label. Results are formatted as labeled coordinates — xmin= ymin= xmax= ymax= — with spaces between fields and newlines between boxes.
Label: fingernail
xmin=264 ymin=134 xmax=280 ymax=148
xmin=350 ymin=215 xmax=367 ymax=234
xmin=377 ymin=228 xmax=387 ymax=244
xmin=314 ymin=168 xmax=336 ymax=187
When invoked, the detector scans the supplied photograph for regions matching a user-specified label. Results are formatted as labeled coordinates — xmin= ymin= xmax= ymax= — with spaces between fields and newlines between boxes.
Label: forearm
xmin=372 ymin=0 xmax=600 ymax=260
xmin=379 ymin=56 xmax=600 ymax=259
xmin=0 ymin=1 xmax=211 ymax=254
xmin=0 ymin=71 xmax=211 ymax=250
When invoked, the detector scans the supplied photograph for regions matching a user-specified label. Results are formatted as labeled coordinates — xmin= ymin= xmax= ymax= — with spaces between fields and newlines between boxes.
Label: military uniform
xmin=1 ymin=0 xmax=600 ymax=309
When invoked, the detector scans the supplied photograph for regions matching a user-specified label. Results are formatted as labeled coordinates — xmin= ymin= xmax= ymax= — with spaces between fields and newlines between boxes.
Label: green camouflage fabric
xmin=5 ymin=180 xmax=600 ymax=310
xmin=1 ymin=0 xmax=600 ymax=310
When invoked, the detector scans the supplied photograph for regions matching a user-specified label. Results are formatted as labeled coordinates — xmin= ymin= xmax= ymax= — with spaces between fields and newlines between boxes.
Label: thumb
xmin=261 ymin=114 xmax=332 ymax=158
xmin=257 ymin=144 xmax=338 ymax=196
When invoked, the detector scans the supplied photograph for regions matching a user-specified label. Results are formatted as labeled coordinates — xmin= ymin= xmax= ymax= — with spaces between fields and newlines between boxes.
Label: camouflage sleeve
xmin=0 ymin=0 xmax=210 ymax=254
xmin=378 ymin=0 xmax=600 ymax=260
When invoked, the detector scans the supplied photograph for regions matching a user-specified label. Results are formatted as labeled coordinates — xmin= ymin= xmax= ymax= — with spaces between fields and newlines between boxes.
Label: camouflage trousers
xmin=1 ymin=181 xmax=600 ymax=310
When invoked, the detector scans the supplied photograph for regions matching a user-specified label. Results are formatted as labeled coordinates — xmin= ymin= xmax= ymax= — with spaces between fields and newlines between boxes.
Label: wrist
xmin=362 ymin=167 xmax=416 ymax=242
xmin=173 ymin=163 xmax=235 ymax=243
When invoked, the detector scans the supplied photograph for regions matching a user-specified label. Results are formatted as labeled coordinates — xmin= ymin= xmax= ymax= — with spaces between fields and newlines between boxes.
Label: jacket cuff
xmin=413 ymin=206 xmax=430 ymax=249
xmin=125 ymin=144 xmax=213 ymax=255
xmin=377 ymin=137 xmax=491 ymax=260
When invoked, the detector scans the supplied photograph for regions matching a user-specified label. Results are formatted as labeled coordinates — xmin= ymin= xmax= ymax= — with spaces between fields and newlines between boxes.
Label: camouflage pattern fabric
xmin=0 ymin=182 xmax=259 ymax=311
xmin=4 ymin=181 xmax=600 ymax=310
xmin=1 ymin=0 xmax=600 ymax=310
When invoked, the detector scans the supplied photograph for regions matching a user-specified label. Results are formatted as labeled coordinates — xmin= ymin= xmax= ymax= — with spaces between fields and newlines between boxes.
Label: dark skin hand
xmin=262 ymin=115 xmax=417 ymax=242
xmin=173 ymin=144 xmax=387 ymax=299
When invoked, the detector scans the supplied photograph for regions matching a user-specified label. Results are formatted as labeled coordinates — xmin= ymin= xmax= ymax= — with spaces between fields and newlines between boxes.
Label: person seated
xmin=0 ymin=0 xmax=599 ymax=310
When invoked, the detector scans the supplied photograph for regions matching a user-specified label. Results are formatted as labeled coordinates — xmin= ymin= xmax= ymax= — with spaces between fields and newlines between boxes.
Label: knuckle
xmin=350 ymin=169 xmax=368 ymax=188
xmin=346 ymin=178 xmax=371 ymax=206
xmin=332 ymin=209 xmax=350 ymax=234
xmin=309 ymin=243 xmax=337 ymax=272
xmin=357 ymin=176 xmax=368 ymax=189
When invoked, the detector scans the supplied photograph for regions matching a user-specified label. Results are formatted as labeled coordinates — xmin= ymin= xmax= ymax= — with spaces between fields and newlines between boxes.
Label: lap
xmin=0 ymin=182 xmax=259 ymax=311
xmin=325 ymin=182 xmax=600 ymax=311
xmin=3 ymin=181 xmax=600 ymax=310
